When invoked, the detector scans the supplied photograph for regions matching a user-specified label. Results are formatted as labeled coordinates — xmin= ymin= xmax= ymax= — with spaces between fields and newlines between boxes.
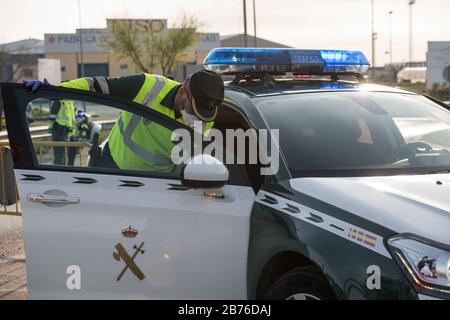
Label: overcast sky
xmin=0 ymin=0 xmax=449 ymax=66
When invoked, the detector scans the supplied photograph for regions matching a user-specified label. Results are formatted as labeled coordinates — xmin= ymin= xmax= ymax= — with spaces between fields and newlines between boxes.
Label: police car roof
xmin=224 ymin=79 xmax=415 ymax=98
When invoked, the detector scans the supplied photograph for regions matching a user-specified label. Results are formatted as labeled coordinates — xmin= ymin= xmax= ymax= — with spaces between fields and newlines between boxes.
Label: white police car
xmin=1 ymin=48 xmax=449 ymax=300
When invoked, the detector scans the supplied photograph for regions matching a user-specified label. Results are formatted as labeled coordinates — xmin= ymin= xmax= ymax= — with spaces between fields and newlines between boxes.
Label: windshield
xmin=256 ymin=91 xmax=450 ymax=177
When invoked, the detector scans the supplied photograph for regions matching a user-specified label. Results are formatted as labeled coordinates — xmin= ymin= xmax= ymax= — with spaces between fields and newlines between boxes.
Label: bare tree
xmin=0 ymin=45 xmax=37 ymax=83
xmin=106 ymin=14 xmax=202 ymax=76
xmin=156 ymin=15 xmax=202 ymax=76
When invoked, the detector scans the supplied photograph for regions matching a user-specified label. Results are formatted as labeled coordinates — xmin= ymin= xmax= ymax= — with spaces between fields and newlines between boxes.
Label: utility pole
xmin=389 ymin=11 xmax=393 ymax=65
xmin=371 ymin=0 xmax=377 ymax=77
xmin=253 ymin=0 xmax=257 ymax=47
xmin=78 ymin=0 xmax=85 ymax=77
xmin=243 ymin=0 xmax=248 ymax=47
xmin=408 ymin=0 xmax=416 ymax=62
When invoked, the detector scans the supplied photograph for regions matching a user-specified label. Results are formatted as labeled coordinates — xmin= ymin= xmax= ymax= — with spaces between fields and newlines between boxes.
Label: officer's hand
xmin=23 ymin=79 xmax=51 ymax=92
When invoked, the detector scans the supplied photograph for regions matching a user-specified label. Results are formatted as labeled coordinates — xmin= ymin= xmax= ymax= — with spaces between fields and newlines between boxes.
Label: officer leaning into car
xmin=25 ymin=70 xmax=224 ymax=173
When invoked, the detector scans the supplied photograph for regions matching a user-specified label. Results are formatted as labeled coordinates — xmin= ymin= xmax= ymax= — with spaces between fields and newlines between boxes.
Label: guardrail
xmin=33 ymin=141 xmax=92 ymax=167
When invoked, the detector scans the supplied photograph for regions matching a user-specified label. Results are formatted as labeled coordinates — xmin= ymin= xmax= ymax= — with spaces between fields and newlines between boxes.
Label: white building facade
xmin=426 ymin=41 xmax=450 ymax=89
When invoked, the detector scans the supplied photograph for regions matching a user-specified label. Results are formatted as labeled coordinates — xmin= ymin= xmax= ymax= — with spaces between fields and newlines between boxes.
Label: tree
xmin=106 ymin=14 xmax=202 ymax=76
xmin=0 ymin=45 xmax=37 ymax=83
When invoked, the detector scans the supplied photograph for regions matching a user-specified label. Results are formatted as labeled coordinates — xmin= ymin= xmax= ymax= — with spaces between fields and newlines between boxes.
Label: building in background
xmin=426 ymin=41 xmax=450 ymax=89
xmin=397 ymin=66 xmax=427 ymax=83
xmin=44 ymin=19 xmax=220 ymax=81
xmin=370 ymin=61 xmax=426 ymax=83
xmin=0 ymin=39 xmax=44 ymax=82
xmin=2 ymin=22 xmax=291 ymax=83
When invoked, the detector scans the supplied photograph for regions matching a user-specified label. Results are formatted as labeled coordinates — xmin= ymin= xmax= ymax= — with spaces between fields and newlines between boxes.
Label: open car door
xmin=0 ymin=83 xmax=255 ymax=299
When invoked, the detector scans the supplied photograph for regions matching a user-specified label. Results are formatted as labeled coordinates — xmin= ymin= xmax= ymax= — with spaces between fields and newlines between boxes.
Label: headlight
xmin=388 ymin=235 xmax=450 ymax=294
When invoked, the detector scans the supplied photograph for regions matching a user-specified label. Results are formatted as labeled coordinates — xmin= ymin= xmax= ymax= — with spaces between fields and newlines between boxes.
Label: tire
xmin=263 ymin=266 xmax=336 ymax=300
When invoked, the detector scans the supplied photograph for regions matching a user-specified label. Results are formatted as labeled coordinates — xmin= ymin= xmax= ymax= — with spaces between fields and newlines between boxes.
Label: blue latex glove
xmin=23 ymin=78 xmax=51 ymax=92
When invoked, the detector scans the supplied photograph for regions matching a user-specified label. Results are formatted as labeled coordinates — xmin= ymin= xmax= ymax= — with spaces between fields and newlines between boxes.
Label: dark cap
xmin=188 ymin=70 xmax=224 ymax=122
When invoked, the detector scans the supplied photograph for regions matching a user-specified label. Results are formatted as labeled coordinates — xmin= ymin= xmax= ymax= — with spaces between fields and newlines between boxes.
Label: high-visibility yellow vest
xmin=48 ymin=99 xmax=75 ymax=137
xmin=60 ymin=74 xmax=214 ymax=172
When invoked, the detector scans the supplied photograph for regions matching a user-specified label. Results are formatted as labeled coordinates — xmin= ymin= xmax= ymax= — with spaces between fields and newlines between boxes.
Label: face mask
xmin=181 ymin=109 xmax=203 ymax=131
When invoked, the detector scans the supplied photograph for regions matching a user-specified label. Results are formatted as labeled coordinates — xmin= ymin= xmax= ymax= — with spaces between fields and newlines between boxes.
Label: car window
xmin=256 ymin=91 xmax=450 ymax=176
xmin=24 ymin=96 xmax=185 ymax=178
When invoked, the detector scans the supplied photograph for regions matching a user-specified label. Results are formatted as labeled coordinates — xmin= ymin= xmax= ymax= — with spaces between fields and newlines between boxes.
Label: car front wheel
xmin=263 ymin=266 xmax=336 ymax=300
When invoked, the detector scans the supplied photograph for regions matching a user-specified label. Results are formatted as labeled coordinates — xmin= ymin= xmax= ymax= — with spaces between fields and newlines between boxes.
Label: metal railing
xmin=33 ymin=141 xmax=92 ymax=167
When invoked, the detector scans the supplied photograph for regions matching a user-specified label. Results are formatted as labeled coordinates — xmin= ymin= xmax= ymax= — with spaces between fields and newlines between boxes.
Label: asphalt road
xmin=0 ymin=215 xmax=27 ymax=300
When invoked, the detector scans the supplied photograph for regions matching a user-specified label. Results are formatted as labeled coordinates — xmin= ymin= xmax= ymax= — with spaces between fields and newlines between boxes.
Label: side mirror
xmin=181 ymin=154 xmax=229 ymax=189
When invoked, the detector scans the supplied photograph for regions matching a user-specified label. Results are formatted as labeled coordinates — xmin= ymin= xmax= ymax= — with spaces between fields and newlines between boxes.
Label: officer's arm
xmin=59 ymin=74 xmax=146 ymax=101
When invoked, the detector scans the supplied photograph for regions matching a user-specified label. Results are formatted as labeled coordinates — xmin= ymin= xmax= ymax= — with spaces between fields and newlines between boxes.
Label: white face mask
xmin=180 ymin=109 xmax=203 ymax=131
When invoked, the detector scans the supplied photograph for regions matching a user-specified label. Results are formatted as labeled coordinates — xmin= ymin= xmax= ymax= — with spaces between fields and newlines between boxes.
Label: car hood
xmin=289 ymin=174 xmax=450 ymax=244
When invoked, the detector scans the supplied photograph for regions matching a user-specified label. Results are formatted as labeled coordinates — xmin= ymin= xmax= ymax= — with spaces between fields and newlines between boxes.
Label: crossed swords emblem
xmin=113 ymin=242 xmax=146 ymax=282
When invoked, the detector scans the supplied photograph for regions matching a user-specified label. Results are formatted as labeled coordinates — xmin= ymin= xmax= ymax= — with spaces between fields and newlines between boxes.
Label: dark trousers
xmin=67 ymin=136 xmax=78 ymax=166
xmin=52 ymin=129 xmax=69 ymax=165
xmin=99 ymin=142 xmax=119 ymax=169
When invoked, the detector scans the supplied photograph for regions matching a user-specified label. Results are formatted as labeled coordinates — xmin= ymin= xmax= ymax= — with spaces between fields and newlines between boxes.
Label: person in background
xmin=48 ymin=99 xmax=75 ymax=165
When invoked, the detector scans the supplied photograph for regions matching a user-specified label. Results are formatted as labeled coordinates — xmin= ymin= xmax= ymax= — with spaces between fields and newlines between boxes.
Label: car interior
xmin=213 ymin=104 xmax=266 ymax=192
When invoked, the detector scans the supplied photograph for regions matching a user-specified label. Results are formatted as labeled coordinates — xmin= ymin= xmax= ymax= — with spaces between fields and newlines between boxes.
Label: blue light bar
xmin=320 ymin=50 xmax=370 ymax=73
xmin=203 ymin=48 xmax=370 ymax=75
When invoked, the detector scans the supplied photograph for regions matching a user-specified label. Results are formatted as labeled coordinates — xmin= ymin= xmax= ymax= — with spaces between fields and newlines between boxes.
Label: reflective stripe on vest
xmin=84 ymin=77 xmax=95 ymax=91
xmin=114 ymin=76 xmax=171 ymax=165
xmin=95 ymin=76 xmax=109 ymax=94
xmin=141 ymin=75 xmax=166 ymax=106
xmin=117 ymin=115 xmax=171 ymax=165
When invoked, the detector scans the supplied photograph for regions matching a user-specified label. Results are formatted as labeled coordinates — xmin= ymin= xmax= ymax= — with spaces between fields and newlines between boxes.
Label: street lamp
xmin=371 ymin=0 xmax=375 ymax=67
xmin=388 ymin=10 xmax=393 ymax=65
xmin=371 ymin=0 xmax=377 ymax=78
xmin=253 ymin=0 xmax=257 ymax=47
xmin=78 ymin=0 xmax=85 ymax=77
xmin=243 ymin=0 xmax=248 ymax=47
xmin=408 ymin=0 xmax=416 ymax=62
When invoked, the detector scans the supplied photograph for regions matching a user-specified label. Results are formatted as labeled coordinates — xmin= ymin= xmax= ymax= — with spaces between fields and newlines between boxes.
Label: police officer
xmin=25 ymin=70 xmax=224 ymax=173
xmin=48 ymin=99 xmax=76 ymax=165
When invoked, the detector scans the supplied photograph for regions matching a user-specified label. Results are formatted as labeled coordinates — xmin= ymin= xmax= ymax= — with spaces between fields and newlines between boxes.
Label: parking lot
xmin=0 ymin=215 xmax=27 ymax=300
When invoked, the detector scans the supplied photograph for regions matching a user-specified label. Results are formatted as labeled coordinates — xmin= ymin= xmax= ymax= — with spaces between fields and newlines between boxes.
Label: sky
xmin=0 ymin=0 xmax=449 ymax=66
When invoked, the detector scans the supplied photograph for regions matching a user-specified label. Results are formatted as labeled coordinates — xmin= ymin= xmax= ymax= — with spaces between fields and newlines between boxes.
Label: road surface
xmin=0 ymin=215 xmax=27 ymax=300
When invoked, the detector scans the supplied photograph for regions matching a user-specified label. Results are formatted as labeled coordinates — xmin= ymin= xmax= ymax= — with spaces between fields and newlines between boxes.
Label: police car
xmin=1 ymin=48 xmax=449 ymax=300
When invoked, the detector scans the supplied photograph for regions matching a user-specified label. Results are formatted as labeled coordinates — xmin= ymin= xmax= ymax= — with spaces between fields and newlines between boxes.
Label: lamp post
xmin=253 ymin=0 xmax=257 ymax=47
xmin=371 ymin=0 xmax=377 ymax=78
xmin=408 ymin=0 xmax=416 ymax=62
xmin=243 ymin=0 xmax=248 ymax=47
xmin=78 ymin=0 xmax=85 ymax=77
xmin=389 ymin=10 xmax=393 ymax=65
xmin=384 ymin=10 xmax=395 ymax=84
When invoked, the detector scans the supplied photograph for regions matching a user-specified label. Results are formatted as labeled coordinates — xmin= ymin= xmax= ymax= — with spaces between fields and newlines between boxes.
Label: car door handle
xmin=27 ymin=193 xmax=80 ymax=205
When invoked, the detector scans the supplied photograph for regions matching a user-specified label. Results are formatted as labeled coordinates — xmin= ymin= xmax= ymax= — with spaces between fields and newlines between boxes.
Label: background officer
xmin=48 ymin=99 xmax=75 ymax=165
